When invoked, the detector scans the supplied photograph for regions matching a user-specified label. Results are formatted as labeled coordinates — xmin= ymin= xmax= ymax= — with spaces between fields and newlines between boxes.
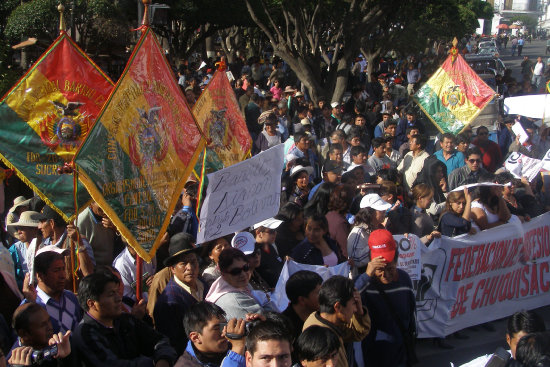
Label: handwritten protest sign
xmin=197 ymin=144 xmax=285 ymax=244
xmin=416 ymin=212 xmax=550 ymax=338
xmin=505 ymin=152 xmax=544 ymax=182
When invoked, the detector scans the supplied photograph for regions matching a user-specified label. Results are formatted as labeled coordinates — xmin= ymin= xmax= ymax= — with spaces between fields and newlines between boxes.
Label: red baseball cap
xmin=368 ymin=229 xmax=396 ymax=263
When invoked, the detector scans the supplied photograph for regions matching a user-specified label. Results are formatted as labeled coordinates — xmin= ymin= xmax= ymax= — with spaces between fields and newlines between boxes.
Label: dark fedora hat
xmin=164 ymin=232 xmax=199 ymax=267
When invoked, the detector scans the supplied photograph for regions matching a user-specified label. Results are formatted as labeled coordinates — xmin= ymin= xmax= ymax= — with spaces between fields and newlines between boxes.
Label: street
xmin=498 ymin=39 xmax=549 ymax=82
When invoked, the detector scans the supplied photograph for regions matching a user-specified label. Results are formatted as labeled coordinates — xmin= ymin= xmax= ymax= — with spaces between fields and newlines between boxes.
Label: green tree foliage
xmin=4 ymin=0 xmax=60 ymax=45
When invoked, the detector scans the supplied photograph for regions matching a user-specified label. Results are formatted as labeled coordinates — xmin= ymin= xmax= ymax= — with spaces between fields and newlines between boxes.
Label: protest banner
xmin=0 ymin=31 xmax=113 ymax=221
xmin=271 ymin=260 xmax=351 ymax=312
xmin=192 ymin=70 xmax=252 ymax=169
xmin=503 ymin=94 xmax=550 ymax=120
xmin=74 ymin=27 xmax=204 ymax=262
xmin=415 ymin=212 xmax=550 ymax=338
xmin=196 ymin=144 xmax=285 ymax=244
xmin=505 ymin=152 xmax=545 ymax=182
xmin=414 ymin=43 xmax=494 ymax=134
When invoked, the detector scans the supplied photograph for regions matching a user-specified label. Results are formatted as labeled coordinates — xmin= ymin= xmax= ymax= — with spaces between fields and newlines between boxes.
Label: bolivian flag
xmin=0 ymin=31 xmax=113 ymax=221
xmin=414 ymin=52 xmax=495 ymax=134
xmin=192 ymin=70 xmax=252 ymax=168
xmin=74 ymin=27 xmax=205 ymax=262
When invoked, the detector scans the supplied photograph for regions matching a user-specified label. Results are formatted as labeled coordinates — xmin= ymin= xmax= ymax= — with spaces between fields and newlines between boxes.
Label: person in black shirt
xmin=282 ymin=270 xmax=323 ymax=342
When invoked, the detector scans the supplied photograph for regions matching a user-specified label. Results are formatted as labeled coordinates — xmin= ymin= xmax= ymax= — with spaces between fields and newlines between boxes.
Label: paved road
xmin=415 ymin=305 xmax=550 ymax=366
xmin=497 ymin=39 xmax=549 ymax=82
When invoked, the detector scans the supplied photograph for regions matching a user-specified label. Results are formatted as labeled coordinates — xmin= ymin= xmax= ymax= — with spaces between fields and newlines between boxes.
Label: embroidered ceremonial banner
xmin=414 ymin=53 xmax=495 ymax=134
xmin=192 ymin=70 xmax=252 ymax=168
xmin=74 ymin=28 xmax=205 ymax=262
xmin=0 ymin=31 xmax=113 ymax=221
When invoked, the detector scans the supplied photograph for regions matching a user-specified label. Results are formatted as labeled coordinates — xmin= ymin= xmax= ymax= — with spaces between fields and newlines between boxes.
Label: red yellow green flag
xmin=414 ymin=52 xmax=495 ymax=134
xmin=0 ymin=31 xmax=113 ymax=221
xmin=192 ymin=70 xmax=252 ymax=168
xmin=74 ymin=28 xmax=205 ymax=262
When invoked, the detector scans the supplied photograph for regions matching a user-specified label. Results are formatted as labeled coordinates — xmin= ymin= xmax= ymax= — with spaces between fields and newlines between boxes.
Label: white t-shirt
xmin=533 ymin=62 xmax=544 ymax=76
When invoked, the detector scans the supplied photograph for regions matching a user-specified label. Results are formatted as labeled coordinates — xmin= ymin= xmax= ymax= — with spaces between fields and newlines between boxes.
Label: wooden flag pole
xmin=134 ymin=0 xmax=149 ymax=302
xmin=136 ymin=256 xmax=143 ymax=301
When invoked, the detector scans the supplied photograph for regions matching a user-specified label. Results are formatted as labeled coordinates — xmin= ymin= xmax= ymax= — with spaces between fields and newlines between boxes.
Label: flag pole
xmin=58 ymin=4 xmax=66 ymax=35
xmin=134 ymin=0 xmax=151 ymax=302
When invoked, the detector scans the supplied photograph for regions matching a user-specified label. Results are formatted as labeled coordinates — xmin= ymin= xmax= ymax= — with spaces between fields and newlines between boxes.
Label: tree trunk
xmin=205 ymin=36 xmax=215 ymax=59
xmin=330 ymin=54 xmax=352 ymax=104
xmin=278 ymin=53 xmax=327 ymax=104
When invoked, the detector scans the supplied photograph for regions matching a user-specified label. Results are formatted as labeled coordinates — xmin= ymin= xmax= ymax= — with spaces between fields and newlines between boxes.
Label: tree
xmin=244 ymin=0 xmax=493 ymax=103
xmin=4 ymin=0 xmax=60 ymax=47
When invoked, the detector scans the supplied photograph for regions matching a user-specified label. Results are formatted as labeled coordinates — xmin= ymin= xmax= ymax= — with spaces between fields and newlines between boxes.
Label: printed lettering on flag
xmin=74 ymin=28 xmax=204 ymax=262
xmin=0 ymin=31 xmax=113 ymax=220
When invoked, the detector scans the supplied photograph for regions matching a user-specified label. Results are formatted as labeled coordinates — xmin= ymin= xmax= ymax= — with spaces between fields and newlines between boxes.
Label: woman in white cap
xmin=347 ymin=193 xmax=391 ymax=277
xmin=7 ymin=211 xmax=42 ymax=289
xmin=281 ymin=165 xmax=314 ymax=207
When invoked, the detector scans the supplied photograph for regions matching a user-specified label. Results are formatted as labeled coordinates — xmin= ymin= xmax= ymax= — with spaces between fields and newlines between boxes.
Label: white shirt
xmin=113 ymin=247 xmax=156 ymax=301
xmin=533 ymin=62 xmax=544 ymax=76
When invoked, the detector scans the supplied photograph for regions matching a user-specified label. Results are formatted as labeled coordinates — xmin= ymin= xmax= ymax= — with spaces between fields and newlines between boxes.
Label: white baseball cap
xmin=231 ymin=232 xmax=256 ymax=255
xmin=36 ymin=245 xmax=70 ymax=257
xmin=290 ymin=165 xmax=314 ymax=178
xmin=253 ymin=218 xmax=283 ymax=230
xmin=360 ymin=193 xmax=391 ymax=211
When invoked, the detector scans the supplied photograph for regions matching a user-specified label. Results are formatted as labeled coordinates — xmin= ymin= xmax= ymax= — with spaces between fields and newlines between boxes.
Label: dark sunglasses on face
xmin=468 ymin=159 xmax=481 ymax=164
xmin=227 ymin=263 xmax=250 ymax=276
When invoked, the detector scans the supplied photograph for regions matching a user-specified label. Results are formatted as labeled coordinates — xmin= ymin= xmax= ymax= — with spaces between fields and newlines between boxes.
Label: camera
xmin=219 ymin=322 xmax=253 ymax=340
xmin=31 ymin=344 xmax=58 ymax=364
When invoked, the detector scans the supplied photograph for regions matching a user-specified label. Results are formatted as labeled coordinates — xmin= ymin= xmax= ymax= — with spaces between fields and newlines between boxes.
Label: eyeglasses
xmin=226 ymin=263 xmax=250 ymax=276
xmin=468 ymin=159 xmax=481 ymax=164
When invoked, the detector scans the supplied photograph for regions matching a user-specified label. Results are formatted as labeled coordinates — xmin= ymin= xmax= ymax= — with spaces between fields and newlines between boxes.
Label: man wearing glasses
xmin=448 ymin=147 xmax=489 ymax=191
xmin=472 ymin=126 xmax=502 ymax=173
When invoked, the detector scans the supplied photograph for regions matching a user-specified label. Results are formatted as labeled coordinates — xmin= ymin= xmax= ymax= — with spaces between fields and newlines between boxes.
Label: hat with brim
xmin=295 ymin=92 xmax=304 ymax=97
xmin=368 ymin=229 xmax=396 ymax=263
xmin=253 ymin=218 xmax=283 ymax=230
xmin=7 ymin=211 xmax=41 ymax=228
xmin=290 ymin=165 xmax=314 ymax=178
xmin=36 ymin=245 xmax=70 ymax=257
xmin=231 ymin=232 xmax=256 ymax=255
xmin=164 ymin=232 xmax=199 ymax=266
xmin=8 ymin=196 xmax=32 ymax=214
xmin=360 ymin=193 xmax=391 ymax=211
xmin=284 ymin=86 xmax=296 ymax=94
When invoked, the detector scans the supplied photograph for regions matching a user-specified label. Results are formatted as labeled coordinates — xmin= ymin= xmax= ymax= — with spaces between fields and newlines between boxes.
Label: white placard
xmin=196 ymin=144 xmax=285 ymax=244
xmin=504 ymin=152 xmax=544 ymax=182
xmin=503 ymin=94 xmax=550 ymax=120
xmin=511 ymin=122 xmax=529 ymax=144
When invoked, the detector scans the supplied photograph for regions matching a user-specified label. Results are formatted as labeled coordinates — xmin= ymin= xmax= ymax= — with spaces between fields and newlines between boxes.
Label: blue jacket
xmin=174 ymin=340 xmax=245 ymax=367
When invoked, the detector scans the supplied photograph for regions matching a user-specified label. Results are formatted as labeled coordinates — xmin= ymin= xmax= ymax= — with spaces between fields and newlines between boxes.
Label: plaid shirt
xmin=34 ymin=286 xmax=82 ymax=333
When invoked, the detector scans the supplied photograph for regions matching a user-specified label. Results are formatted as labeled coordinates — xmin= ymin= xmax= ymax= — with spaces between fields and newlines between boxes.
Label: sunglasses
xmin=468 ymin=159 xmax=481 ymax=164
xmin=226 ymin=263 xmax=250 ymax=276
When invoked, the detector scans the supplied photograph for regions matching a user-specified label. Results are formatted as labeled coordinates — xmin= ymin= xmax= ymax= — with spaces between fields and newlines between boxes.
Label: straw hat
xmin=7 ymin=211 xmax=41 ymax=228
xmin=8 ymin=196 xmax=31 ymax=213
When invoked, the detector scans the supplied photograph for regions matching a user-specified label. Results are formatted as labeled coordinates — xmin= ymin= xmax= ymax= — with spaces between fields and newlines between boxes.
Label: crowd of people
xmin=1 ymin=37 xmax=550 ymax=367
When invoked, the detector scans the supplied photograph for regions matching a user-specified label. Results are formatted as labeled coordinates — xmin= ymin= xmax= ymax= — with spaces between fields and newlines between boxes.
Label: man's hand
xmin=244 ymin=313 xmax=265 ymax=322
xmin=22 ymin=273 xmax=37 ymax=302
xmin=101 ymin=217 xmax=116 ymax=230
xmin=8 ymin=346 xmax=32 ymax=366
xmin=427 ymin=231 xmax=441 ymax=242
xmin=223 ymin=318 xmax=246 ymax=356
xmin=366 ymin=256 xmax=386 ymax=277
xmin=130 ymin=299 xmax=147 ymax=320
xmin=49 ymin=330 xmax=71 ymax=359
xmin=66 ymin=224 xmax=80 ymax=242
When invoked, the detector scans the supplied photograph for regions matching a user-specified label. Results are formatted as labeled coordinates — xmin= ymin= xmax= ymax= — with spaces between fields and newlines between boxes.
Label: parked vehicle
xmin=464 ymin=55 xmax=506 ymax=77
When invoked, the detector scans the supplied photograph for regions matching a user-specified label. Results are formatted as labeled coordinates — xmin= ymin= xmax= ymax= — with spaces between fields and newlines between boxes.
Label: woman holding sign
xmin=438 ymin=188 xmax=475 ymax=237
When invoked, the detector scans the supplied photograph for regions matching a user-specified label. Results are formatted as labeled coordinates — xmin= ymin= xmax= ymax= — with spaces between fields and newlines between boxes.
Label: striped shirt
xmin=35 ymin=286 xmax=82 ymax=333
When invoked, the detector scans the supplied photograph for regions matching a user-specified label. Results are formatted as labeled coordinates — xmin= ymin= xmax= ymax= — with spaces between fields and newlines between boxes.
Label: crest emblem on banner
xmin=207 ymin=109 xmax=230 ymax=150
xmin=441 ymin=86 xmax=466 ymax=109
xmin=128 ymin=107 xmax=168 ymax=168
xmin=40 ymin=101 xmax=88 ymax=154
